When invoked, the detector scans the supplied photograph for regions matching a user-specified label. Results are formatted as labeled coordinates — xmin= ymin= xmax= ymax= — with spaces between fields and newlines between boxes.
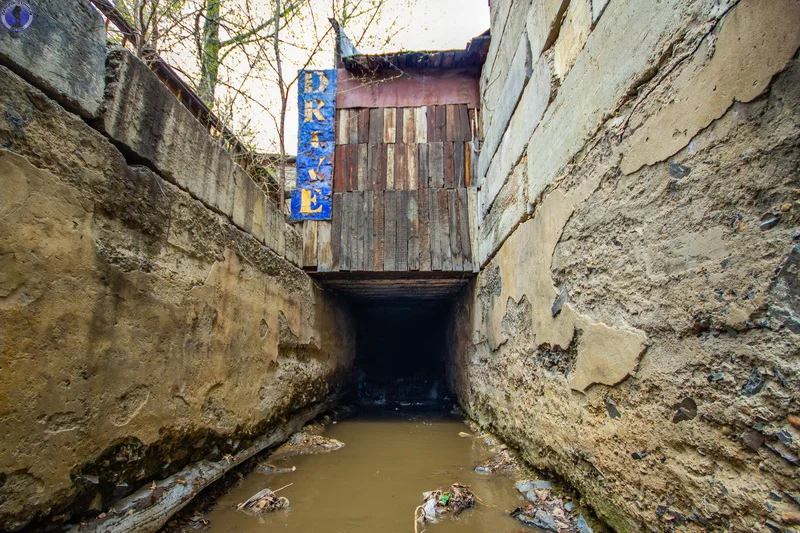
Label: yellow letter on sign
xmin=300 ymin=188 xmax=323 ymax=214
xmin=304 ymin=71 xmax=329 ymax=93
xmin=304 ymin=100 xmax=326 ymax=123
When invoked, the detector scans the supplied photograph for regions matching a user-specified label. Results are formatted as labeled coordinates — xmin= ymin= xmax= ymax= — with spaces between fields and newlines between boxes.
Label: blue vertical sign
xmin=291 ymin=69 xmax=337 ymax=220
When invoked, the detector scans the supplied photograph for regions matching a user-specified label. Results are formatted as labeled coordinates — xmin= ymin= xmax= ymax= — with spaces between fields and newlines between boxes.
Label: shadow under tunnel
xmin=351 ymin=299 xmax=456 ymax=406
xmin=313 ymin=273 xmax=472 ymax=408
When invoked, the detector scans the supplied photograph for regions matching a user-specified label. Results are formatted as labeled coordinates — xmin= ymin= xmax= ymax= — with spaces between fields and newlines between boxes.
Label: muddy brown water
xmin=203 ymin=410 xmax=539 ymax=532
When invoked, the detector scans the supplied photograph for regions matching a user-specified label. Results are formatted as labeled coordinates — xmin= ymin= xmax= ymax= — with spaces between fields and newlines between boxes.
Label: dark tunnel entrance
xmin=313 ymin=273 xmax=472 ymax=407
xmin=352 ymin=300 xmax=453 ymax=406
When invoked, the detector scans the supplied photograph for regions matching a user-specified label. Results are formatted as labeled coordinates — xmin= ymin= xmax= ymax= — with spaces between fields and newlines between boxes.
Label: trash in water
xmin=267 ymin=431 xmax=345 ymax=461
xmin=415 ymin=483 xmax=477 ymax=527
xmin=261 ymin=464 xmax=297 ymax=474
xmin=236 ymin=484 xmax=291 ymax=514
xmin=458 ymin=431 xmax=472 ymax=438
xmin=510 ymin=480 xmax=592 ymax=532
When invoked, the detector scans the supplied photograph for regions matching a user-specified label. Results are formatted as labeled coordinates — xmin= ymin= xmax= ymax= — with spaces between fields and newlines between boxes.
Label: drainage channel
xmin=155 ymin=290 xmax=605 ymax=533
xmin=199 ymin=408 xmax=523 ymax=532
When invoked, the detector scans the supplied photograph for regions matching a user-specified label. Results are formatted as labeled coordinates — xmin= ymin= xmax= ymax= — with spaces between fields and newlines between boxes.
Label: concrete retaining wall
xmin=453 ymin=0 xmax=800 ymax=530
xmin=0 ymin=3 xmax=349 ymax=529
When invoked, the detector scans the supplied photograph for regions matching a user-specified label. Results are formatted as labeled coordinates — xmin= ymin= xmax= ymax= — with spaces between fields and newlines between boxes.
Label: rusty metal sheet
xmin=336 ymin=69 xmax=480 ymax=110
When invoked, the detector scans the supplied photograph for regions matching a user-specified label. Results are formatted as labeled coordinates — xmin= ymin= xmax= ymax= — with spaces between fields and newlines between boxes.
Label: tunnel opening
xmin=314 ymin=272 xmax=470 ymax=408
xmin=351 ymin=298 xmax=454 ymax=406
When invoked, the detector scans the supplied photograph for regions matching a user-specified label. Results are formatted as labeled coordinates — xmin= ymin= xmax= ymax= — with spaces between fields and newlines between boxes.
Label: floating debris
xmin=415 ymin=483 xmax=477 ymax=528
xmin=236 ymin=485 xmax=291 ymax=514
xmin=268 ymin=430 xmax=345 ymax=461
xmin=511 ymin=480 xmax=593 ymax=532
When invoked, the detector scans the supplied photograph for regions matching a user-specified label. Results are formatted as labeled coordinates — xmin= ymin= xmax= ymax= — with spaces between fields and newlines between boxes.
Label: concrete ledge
xmin=0 ymin=0 xmax=106 ymax=118
xmin=101 ymin=47 xmax=300 ymax=266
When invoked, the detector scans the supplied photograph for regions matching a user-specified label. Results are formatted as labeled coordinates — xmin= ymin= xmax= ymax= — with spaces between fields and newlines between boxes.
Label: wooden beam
xmin=394 ymin=143 xmax=407 ymax=190
xmin=367 ymin=143 xmax=378 ymax=191
xmin=448 ymin=189 xmax=462 ymax=271
xmin=397 ymin=191 xmax=409 ymax=271
xmin=429 ymin=142 xmax=444 ymax=188
xmin=336 ymin=109 xmax=348 ymax=145
xmin=364 ymin=192 xmax=374 ymax=271
xmin=467 ymin=187 xmax=479 ymax=272
xmin=303 ymin=220 xmax=319 ymax=269
xmin=437 ymin=188 xmax=452 ymax=270
xmin=434 ymin=105 xmax=447 ymax=142
xmin=373 ymin=190 xmax=385 ymax=271
xmin=406 ymin=143 xmax=417 ymax=191
xmin=408 ymin=190 xmax=420 ymax=271
xmin=457 ymin=188 xmax=472 ymax=272
xmin=349 ymin=109 xmax=360 ymax=144
xmin=383 ymin=108 xmax=397 ymax=143
xmin=340 ymin=192 xmax=353 ymax=271
xmin=384 ymin=190 xmax=397 ymax=270
xmin=444 ymin=142 xmax=455 ymax=188
xmin=369 ymin=108 xmax=383 ymax=144
xmin=386 ymin=144 xmax=395 ymax=190
xmin=357 ymin=144 xmax=368 ymax=190
xmin=317 ymin=221 xmax=333 ymax=272
xmin=454 ymin=141 xmax=465 ymax=188
xmin=419 ymin=187 xmax=431 ymax=271
xmin=334 ymin=145 xmax=346 ymax=192
xmin=415 ymin=107 xmax=428 ymax=144
xmin=426 ymin=105 xmax=436 ymax=142
xmin=418 ymin=143 xmax=429 ymax=189
xmin=430 ymin=188 xmax=441 ymax=271
xmin=331 ymin=193 xmax=342 ymax=271
xmin=359 ymin=108 xmax=371 ymax=143
xmin=403 ymin=106 xmax=416 ymax=144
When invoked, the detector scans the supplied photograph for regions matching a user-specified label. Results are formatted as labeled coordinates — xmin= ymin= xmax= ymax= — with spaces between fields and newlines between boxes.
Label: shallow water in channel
xmin=203 ymin=409 xmax=534 ymax=533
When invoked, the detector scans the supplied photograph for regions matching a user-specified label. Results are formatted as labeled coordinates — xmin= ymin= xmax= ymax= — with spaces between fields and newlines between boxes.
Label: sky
xmin=361 ymin=0 xmax=490 ymax=53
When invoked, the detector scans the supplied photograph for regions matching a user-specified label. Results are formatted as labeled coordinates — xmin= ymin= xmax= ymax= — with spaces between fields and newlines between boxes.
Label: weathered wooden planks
xmin=364 ymin=192 xmax=374 ymax=271
xmin=429 ymin=189 xmax=441 ymax=271
xmin=317 ymin=221 xmax=332 ymax=272
xmin=406 ymin=144 xmax=417 ymax=190
xmin=419 ymin=189 xmax=431 ymax=271
xmin=358 ymin=109 xmax=370 ymax=143
xmin=444 ymin=142 xmax=454 ymax=188
xmin=454 ymin=141 xmax=465 ymax=188
xmin=448 ymin=189 xmax=462 ymax=271
xmin=334 ymin=145 xmax=346 ymax=192
xmin=417 ymin=143 xmax=429 ymax=189
xmin=408 ymin=190 xmax=420 ymax=271
xmin=303 ymin=220 xmax=318 ymax=268
xmin=319 ymin=103 xmax=479 ymax=272
xmin=368 ymin=108 xmax=383 ymax=144
xmin=373 ymin=190 xmax=384 ymax=271
xmin=429 ymin=142 xmax=444 ymax=188
xmin=348 ymin=109 xmax=360 ymax=144
xmin=383 ymin=108 xmax=397 ymax=143
xmin=331 ymin=193 xmax=342 ymax=270
xmin=394 ymin=143 xmax=407 ymax=190
xmin=396 ymin=191 xmax=409 ymax=271
xmin=357 ymin=144 xmax=368 ymax=190
xmin=457 ymin=188 xmax=472 ymax=271
xmin=384 ymin=190 xmax=397 ymax=271
xmin=437 ymin=188 xmax=451 ymax=271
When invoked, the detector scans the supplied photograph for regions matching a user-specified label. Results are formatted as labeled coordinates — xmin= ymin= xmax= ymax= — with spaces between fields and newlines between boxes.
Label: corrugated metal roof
xmin=341 ymin=31 xmax=490 ymax=75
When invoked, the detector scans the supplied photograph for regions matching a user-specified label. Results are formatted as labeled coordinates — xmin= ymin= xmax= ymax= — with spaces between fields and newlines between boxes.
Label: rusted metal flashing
xmin=341 ymin=31 xmax=490 ymax=75
xmin=336 ymin=69 xmax=480 ymax=109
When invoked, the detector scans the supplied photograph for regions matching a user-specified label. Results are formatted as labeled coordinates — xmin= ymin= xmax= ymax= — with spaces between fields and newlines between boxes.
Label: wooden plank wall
xmin=305 ymin=104 xmax=483 ymax=273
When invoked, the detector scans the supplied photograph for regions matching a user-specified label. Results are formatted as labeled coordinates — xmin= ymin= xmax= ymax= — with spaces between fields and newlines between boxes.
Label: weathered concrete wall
xmin=0 ymin=9 xmax=354 ymax=530
xmin=0 ymin=0 xmax=106 ymax=118
xmin=452 ymin=0 xmax=800 ymax=530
